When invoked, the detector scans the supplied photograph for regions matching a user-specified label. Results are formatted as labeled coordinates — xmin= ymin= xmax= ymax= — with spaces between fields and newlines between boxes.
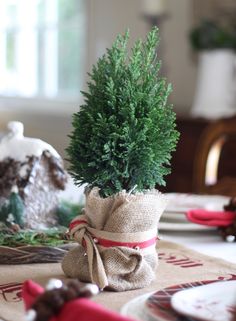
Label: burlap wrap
xmin=62 ymin=187 xmax=167 ymax=291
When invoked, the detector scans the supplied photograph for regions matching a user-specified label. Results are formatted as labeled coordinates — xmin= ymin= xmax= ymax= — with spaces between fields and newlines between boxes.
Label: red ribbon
xmin=69 ymin=219 xmax=157 ymax=249
xmin=70 ymin=219 xmax=87 ymax=230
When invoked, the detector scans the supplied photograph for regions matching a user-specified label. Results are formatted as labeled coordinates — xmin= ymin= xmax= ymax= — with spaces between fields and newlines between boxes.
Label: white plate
xmin=161 ymin=210 xmax=190 ymax=225
xmin=159 ymin=222 xmax=216 ymax=231
xmin=159 ymin=193 xmax=229 ymax=231
xmin=171 ymin=280 xmax=236 ymax=321
xmin=161 ymin=211 xmax=188 ymax=223
xmin=120 ymin=292 xmax=156 ymax=321
xmin=165 ymin=193 xmax=229 ymax=213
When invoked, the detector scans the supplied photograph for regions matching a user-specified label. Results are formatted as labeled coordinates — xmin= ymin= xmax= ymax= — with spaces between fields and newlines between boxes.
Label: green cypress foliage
xmin=9 ymin=192 xmax=24 ymax=227
xmin=0 ymin=201 xmax=10 ymax=226
xmin=190 ymin=20 xmax=236 ymax=51
xmin=67 ymin=27 xmax=179 ymax=197
xmin=56 ymin=201 xmax=83 ymax=227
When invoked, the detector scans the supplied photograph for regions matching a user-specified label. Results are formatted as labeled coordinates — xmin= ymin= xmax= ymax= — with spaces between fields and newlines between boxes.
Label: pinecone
xmin=219 ymin=197 xmax=236 ymax=242
xmin=27 ymin=279 xmax=99 ymax=321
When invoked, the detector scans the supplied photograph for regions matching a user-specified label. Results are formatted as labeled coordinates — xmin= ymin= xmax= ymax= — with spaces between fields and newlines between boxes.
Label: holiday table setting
xmin=0 ymin=27 xmax=236 ymax=321
xmin=0 ymin=238 xmax=235 ymax=321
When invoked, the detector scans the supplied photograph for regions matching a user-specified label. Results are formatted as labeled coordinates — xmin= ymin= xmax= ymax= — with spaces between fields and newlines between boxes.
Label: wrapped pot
xmin=62 ymin=187 xmax=167 ymax=291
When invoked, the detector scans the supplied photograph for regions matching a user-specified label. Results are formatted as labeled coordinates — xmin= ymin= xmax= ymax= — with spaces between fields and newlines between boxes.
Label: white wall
xmin=0 ymin=0 xmax=197 ymax=160
xmin=163 ymin=0 xmax=197 ymax=114
xmin=87 ymin=0 xmax=148 ymax=65
xmin=87 ymin=0 xmax=197 ymax=115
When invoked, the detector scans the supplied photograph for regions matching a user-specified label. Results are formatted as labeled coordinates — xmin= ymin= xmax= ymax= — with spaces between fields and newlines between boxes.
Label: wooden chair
xmin=193 ymin=116 xmax=236 ymax=196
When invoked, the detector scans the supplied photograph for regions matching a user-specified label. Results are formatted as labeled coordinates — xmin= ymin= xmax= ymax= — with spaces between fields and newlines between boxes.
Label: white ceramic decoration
xmin=191 ymin=50 xmax=236 ymax=119
xmin=0 ymin=121 xmax=60 ymax=161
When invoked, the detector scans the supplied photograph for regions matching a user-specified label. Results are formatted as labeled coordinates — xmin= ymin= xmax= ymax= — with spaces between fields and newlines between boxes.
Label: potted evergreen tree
xmin=190 ymin=20 xmax=236 ymax=118
xmin=62 ymin=28 xmax=179 ymax=291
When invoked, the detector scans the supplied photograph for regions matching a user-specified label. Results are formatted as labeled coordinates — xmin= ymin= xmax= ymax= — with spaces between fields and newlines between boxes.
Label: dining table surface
xmin=160 ymin=229 xmax=236 ymax=264
xmin=1 ymin=179 xmax=235 ymax=321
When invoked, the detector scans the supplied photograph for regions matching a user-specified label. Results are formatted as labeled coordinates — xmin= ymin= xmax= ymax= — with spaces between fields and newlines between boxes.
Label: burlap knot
xmin=70 ymin=215 xmax=108 ymax=289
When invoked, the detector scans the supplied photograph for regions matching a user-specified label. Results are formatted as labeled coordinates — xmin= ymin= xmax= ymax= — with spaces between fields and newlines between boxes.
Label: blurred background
xmin=0 ymin=0 xmax=236 ymax=194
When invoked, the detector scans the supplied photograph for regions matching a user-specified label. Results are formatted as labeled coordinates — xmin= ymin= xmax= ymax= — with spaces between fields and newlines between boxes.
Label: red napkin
xmin=186 ymin=209 xmax=236 ymax=227
xmin=22 ymin=280 xmax=135 ymax=321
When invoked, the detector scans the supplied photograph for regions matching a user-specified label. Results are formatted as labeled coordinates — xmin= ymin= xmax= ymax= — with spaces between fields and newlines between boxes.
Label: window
xmin=0 ymin=0 xmax=87 ymax=101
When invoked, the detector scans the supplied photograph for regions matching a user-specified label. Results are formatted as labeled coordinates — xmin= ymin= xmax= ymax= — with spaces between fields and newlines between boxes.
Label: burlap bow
xmin=70 ymin=215 xmax=108 ymax=289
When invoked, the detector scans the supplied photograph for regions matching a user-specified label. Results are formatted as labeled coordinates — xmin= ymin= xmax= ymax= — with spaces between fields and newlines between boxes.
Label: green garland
xmin=0 ymin=199 xmax=83 ymax=247
xmin=0 ymin=227 xmax=70 ymax=247
xmin=56 ymin=200 xmax=83 ymax=227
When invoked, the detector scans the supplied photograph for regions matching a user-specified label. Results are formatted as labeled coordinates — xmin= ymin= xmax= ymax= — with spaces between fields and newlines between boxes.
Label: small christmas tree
xmin=63 ymin=28 xmax=179 ymax=291
xmin=0 ymin=191 xmax=25 ymax=228
xmin=67 ymin=27 xmax=179 ymax=197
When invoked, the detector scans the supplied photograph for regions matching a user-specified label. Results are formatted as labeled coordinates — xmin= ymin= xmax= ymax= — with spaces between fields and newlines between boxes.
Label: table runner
xmin=0 ymin=240 xmax=235 ymax=321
